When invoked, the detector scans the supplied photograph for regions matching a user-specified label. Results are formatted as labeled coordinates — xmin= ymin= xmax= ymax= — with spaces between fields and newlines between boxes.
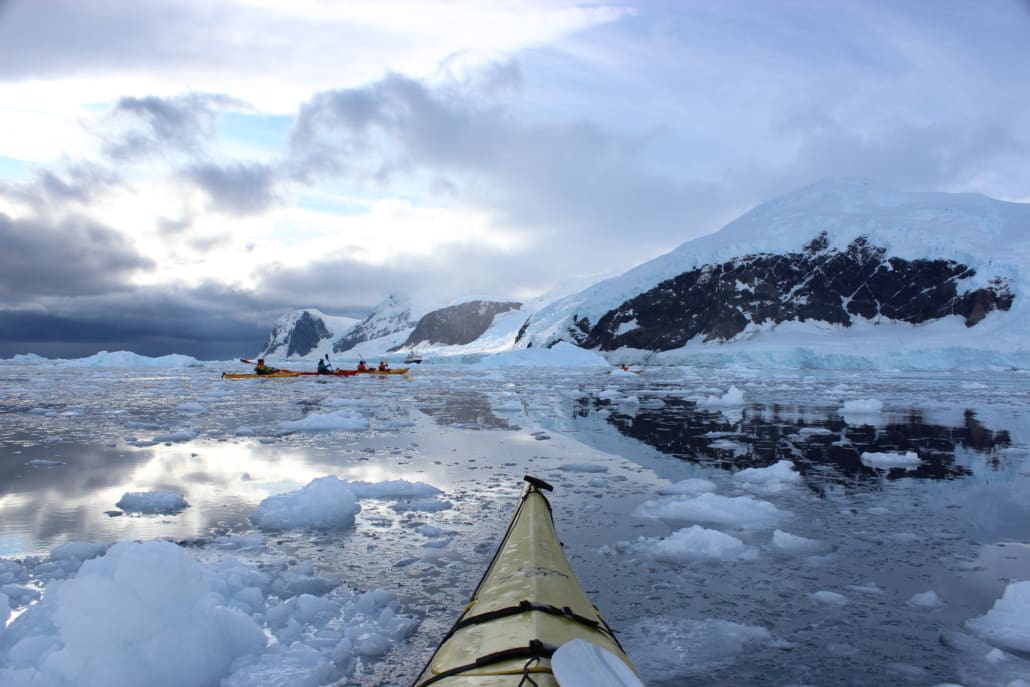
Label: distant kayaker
xmin=357 ymin=360 xmax=368 ymax=372
xmin=254 ymin=358 xmax=277 ymax=375
xmin=378 ymin=360 xmax=390 ymax=371
xmin=317 ymin=354 xmax=333 ymax=375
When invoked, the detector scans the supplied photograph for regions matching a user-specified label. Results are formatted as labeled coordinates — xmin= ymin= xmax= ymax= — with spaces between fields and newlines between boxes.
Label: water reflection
xmin=591 ymin=396 xmax=1011 ymax=488
xmin=0 ymin=437 xmax=341 ymax=556
xmin=415 ymin=391 xmax=516 ymax=430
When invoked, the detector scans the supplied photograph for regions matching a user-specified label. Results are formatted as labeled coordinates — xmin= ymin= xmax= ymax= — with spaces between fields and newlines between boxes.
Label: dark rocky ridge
xmin=261 ymin=310 xmax=331 ymax=357
xmin=579 ymin=233 xmax=1014 ymax=352
xmin=394 ymin=300 xmax=521 ymax=350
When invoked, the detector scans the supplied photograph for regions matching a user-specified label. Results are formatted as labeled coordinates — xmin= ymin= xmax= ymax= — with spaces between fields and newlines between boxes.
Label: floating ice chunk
xmin=221 ymin=642 xmax=332 ymax=687
xmin=116 ymin=491 xmax=189 ymax=514
xmin=708 ymin=439 xmax=748 ymax=455
xmin=50 ymin=542 xmax=109 ymax=563
xmin=908 ymin=591 xmax=944 ymax=608
xmin=476 ymin=342 xmax=609 ymax=367
xmin=734 ymin=460 xmax=801 ymax=493
xmin=657 ymin=478 xmax=717 ymax=496
xmin=699 ymin=385 xmax=746 ymax=407
xmin=27 ymin=459 xmax=65 ymax=467
xmin=798 ymin=427 xmax=834 ymax=436
xmin=1 ymin=583 xmax=40 ymax=604
xmin=59 ymin=350 xmax=201 ymax=368
xmin=558 ymin=463 xmax=608 ymax=473
xmin=965 ymin=581 xmax=1030 ymax=653
xmin=152 ymin=429 xmax=198 ymax=443
xmin=634 ymin=492 xmax=784 ymax=530
xmin=278 ymin=411 xmax=368 ymax=433
xmin=771 ymin=530 xmax=833 ymax=555
xmin=860 ymin=451 xmax=922 ymax=469
xmin=810 ymin=590 xmax=849 ymax=606
xmin=621 ymin=615 xmax=774 ymax=678
xmin=839 ymin=398 xmax=883 ymax=414
xmin=251 ymin=476 xmax=361 ymax=530
xmin=390 ymin=497 xmax=453 ymax=513
xmin=324 ymin=397 xmax=369 ymax=408
xmin=0 ymin=540 xmax=266 ymax=687
xmin=634 ymin=525 xmax=758 ymax=563
xmin=347 ymin=480 xmax=441 ymax=499
xmin=489 ymin=395 xmax=524 ymax=412
xmin=177 ymin=402 xmax=205 ymax=414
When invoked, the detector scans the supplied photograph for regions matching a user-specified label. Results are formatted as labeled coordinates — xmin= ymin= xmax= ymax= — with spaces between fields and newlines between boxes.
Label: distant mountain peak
xmin=260 ymin=309 xmax=342 ymax=358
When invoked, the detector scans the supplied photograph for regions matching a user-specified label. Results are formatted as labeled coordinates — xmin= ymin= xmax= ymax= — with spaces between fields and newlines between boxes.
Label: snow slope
xmin=516 ymin=178 xmax=1030 ymax=354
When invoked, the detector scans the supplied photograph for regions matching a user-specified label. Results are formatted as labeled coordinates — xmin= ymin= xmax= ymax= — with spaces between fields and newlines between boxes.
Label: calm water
xmin=1 ymin=361 xmax=1028 ymax=686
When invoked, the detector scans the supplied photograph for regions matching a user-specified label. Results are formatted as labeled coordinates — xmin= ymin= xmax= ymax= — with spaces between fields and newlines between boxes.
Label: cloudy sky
xmin=1 ymin=0 xmax=1028 ymax=359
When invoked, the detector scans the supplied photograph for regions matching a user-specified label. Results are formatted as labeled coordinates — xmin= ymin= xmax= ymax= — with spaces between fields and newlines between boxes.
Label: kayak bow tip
xmin=524 ymin=475 xmax=554 ymax=491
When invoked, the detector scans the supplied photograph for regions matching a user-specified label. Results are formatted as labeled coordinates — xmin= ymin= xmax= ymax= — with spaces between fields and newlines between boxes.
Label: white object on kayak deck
xmin=552 ymin=639 xmax=645 ymax=687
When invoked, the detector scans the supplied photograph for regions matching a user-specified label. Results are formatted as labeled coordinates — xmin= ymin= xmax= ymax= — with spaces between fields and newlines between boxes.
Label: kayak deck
xmin=412 ymin=476 xmax=639 ymax=686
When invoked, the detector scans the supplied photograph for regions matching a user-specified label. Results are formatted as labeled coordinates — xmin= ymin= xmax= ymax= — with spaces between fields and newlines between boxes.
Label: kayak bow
xmin=412 ymin=476 xmax=641 ymax=686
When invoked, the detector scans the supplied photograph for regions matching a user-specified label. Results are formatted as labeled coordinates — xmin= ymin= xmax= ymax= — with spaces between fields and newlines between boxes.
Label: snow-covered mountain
xmin=330 ymin=293 xmax=420 ymax=356
xmin=259 ymin=309 xmax=358 ymax=358
xmin=258 ymin=180 xmax=1030 ymax=367
xmin=392 ymin=300 xmax=522 ymax=351
xmin=514 ymin=179 xmax=1029 ymax=355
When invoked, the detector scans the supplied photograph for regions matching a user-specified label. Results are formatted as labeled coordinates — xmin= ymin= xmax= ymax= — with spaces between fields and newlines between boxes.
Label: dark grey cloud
xmin=0 ymin=212 xmax=153 ymax=300
xmin=184 ymin=161 xmax=278 ymax=216
xmin=0 ymin=282 xmax=279 ymax=360
xmin=0 ymin=309 xmax=268 ymax=360
xmin=1 ymin=163 xmax=121 ymax=208
xmin=102 ymin=93 xmax=243 ymax=160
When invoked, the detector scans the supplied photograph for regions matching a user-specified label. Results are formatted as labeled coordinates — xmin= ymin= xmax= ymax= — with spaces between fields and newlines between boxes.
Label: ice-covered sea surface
xmin=1 ymin=359 xmax=1029 ymax=686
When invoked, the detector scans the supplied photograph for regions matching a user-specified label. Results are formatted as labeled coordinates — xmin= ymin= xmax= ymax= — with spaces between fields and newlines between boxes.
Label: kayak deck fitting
xmin=412 ymin=476 xmax=642 ymax=686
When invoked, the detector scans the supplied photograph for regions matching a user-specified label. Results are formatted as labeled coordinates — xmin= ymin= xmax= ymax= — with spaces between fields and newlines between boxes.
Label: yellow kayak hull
xmin=412 ymin=477 xmax=640 ymax=686
xmin=221 ymin=371 xmax=305 ymax=379
xmin=356 ymin=367 xmax=411 ymax=375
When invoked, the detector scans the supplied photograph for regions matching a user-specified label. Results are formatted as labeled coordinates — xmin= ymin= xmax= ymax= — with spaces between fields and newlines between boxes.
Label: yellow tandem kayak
xmin=412 ymin=476 xmax=642 ymax=686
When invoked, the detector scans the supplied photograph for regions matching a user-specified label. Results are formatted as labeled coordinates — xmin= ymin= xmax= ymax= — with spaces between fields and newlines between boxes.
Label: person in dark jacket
xmin=254 ymin=358 xmax=278 ymax=375
xmin=317 ymin=354 xmax=334 ymax=375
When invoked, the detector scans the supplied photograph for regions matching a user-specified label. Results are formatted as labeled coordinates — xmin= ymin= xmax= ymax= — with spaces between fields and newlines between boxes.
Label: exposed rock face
xmin=332 ymin=293 xmax=416 ymax=353
xmin=261 ymin=310 xmax=331 ymax=357
xmin=396 ymin=300 xmax=521 ymax=349
xmin=581 ymin=233 xmax=1014 ymax=352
